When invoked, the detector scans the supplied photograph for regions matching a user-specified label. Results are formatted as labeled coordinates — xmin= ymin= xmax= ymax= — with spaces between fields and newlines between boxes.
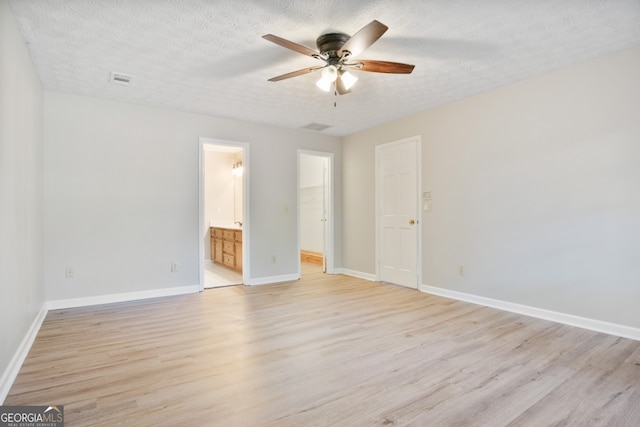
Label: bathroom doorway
xmin=199 ymin=138 xmax=249 ymax=289
xmin=298 ymin=150 xmax=333 ymax=277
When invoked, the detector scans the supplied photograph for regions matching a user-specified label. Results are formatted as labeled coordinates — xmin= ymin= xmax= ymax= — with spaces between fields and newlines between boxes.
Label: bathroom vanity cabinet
xmin=210 ymin=227 xmax=242 ymax=272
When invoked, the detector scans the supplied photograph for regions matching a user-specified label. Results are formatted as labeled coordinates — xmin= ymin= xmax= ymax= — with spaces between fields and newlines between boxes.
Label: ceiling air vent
xmin=301 ymin=122 xmax=331 ymax=132
xmin=110 ymin=72 xmax=132 ymax=86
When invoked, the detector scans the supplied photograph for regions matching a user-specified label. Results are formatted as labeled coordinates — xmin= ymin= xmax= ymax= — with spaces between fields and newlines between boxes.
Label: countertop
xmin=209 ymin=222 xmax=242 ymax=230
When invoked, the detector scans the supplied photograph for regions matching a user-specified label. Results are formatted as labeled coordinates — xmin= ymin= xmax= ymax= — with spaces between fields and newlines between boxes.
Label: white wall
xmin=204 ymin=151 xmax=235 ymax=259
xmin=300 ymin=154 xmax=325 ymax=253
xmin=342 ymin=45 xmax=640 ymax=329
xmin=233 ymin=151 xmax=243 ymax=224
xmin=0 ymin=0 xmax=44 ymax=397
xmin=43 ymin=92 xmax=342 ymax=300
xmin=205 ymin=151 xmax=235 ymax=225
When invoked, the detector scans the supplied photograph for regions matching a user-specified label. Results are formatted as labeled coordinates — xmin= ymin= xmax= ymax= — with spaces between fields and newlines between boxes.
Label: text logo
xmin=0 ymin=405 xmax=64 ymax=427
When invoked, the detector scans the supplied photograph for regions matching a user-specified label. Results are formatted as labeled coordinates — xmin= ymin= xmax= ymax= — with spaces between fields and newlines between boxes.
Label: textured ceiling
xmin=8 ymin=0 xmax=640 ymax=136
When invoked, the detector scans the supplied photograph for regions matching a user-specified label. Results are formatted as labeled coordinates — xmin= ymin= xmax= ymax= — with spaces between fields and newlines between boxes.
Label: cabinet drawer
xmin=223 ymin=254 xmax=235 ymax=268
xmin=223 ymin=230 xmax=235 ymax=241
xmin=223 ymin=240 xmax=235 ymax=254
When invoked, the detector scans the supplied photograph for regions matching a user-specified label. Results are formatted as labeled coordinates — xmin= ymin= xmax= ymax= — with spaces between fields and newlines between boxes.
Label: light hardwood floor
xmin=204 ymin=259 xmax=242 ymax=288
xmin=6 ymin=264 xmax=640 ymax=426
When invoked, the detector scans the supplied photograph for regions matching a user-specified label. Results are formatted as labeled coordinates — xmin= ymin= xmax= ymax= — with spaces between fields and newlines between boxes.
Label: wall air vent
xmin=301 ymin=122 xmax=331 ymax=132
xmin=110 ymin=72 xmax=132 ymax=86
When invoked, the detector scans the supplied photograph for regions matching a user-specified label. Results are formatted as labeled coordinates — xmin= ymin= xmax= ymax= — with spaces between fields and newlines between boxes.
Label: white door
xmin=321 ymin=159 xmax=328 ymax=272
xmin=376 ymin=137 xmax=420 ymax=288
xmin=298 ymin=151 xmax=334 ymax=276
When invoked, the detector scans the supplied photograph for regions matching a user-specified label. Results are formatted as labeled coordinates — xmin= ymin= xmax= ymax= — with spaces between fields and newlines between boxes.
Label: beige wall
xmin=0 ymin=0 xmax=44 ymax=398
xmin=342 ymin=45 xmax=640 ymax=328
xmin=43 ymin=92 xmax=342 ymax=299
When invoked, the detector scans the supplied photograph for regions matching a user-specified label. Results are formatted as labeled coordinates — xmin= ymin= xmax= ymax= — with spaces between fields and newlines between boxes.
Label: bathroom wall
xmin=233 ymin=151 xmax=243 ymax=224
xmin=204 ymin=150 xmax=235 ymax=259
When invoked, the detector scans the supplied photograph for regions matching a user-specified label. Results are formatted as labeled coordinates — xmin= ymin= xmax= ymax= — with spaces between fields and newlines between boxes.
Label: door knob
xmin=409 ymin=219 xmax=415 ymax=225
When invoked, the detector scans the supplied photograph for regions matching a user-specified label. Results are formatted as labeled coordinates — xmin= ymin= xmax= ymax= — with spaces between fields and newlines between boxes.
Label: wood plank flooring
xmin=6 ymin=264 xmax=640 ymax=426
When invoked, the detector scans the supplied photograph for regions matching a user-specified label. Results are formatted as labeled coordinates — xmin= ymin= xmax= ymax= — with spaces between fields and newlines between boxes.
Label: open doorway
xmin=199 ymin=138 xmax=249 ymax=289
xmin=298 ymin=150 xmax=333 ymax=277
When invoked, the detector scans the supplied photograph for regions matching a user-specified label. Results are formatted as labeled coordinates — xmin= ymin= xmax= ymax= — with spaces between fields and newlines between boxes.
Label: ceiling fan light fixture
xmin=340 ymin=70 xmax=358 ymax=90
xmin=321 ymin=65 xmax=338 ymax=82
xmin=316 ymin=65 xmax=338 ymax=91
xmin=316 ymin=77 xmax=333 ymax=92
xmin=264 ymin=21 xmax=414 ymax=96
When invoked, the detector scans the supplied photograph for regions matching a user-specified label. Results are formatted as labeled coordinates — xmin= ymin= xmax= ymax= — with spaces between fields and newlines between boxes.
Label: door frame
xmin=199 ymin=137 xmax=250 ymax=291
xmin=297 ymin=149 xmax=335 ymax=276
xmin=375 ymin=135 xmax=422 ymax=287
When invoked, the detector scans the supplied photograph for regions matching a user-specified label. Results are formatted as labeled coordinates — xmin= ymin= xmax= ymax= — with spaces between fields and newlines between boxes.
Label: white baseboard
xmin=247 ymin=274 xmax=299 ymax=286
xmin=420 ymin=284 xmax=640 ymax=341
xmin=0 ymin=303 xmax=48 ymax=404
xmin=2 ymin=286 xmax=200 ymax=403
xmin=339 ymin=268 xmax=377 ymax=282
xmin=46 ymin=285 xmax=201 ymax=310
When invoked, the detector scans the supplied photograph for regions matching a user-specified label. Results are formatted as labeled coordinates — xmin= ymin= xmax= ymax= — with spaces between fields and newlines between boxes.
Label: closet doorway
xmin=298 ymin=150 xmax=334 ymax=277
xmin=199 ymin=138 xmax=249 ymax=289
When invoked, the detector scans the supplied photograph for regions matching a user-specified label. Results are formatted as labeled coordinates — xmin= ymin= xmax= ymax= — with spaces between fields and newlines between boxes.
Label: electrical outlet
xmin=65 ymin=267 xmax=74 ymax=278
xmin=271 ymin=255 xmax=277 ymax=264
xmin=171 ymin=262 xmax=178 ymax=272
xmin=458 ymin=265 xmax=464 ymax=276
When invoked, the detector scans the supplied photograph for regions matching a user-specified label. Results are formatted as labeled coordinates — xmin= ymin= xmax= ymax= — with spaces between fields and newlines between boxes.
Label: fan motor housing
xmin=316 ymin=32 xmax=350 ymax=56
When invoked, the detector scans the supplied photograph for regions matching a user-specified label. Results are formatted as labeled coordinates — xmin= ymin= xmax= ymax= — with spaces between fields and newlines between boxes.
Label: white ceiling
xmin=8 ymin=0 xmax=640 ymax=136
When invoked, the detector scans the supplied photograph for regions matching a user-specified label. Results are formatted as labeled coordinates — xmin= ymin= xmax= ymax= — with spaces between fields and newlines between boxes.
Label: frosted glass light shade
xmin=316 ymin=65 xmax=339 ymax=91
xmin=340 ymin=70 xmax=358 ymax=89
xmin=321 ymin=65 xmax=338 ymax=81
xmin=316 ymin=78 xmax=332 ymax=91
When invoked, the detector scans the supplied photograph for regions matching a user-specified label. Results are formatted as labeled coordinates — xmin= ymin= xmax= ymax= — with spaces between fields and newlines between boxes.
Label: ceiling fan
xmin=262 ymin=20 xmax=415 ymax=95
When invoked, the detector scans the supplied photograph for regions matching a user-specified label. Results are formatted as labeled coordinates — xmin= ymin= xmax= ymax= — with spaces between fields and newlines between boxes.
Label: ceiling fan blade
xmin=267 ymin=66 xmax=323 ymax=82
xmin=338 ymin=20 xmax=388 ymax=59
xmin=262 ymin=34 xmax=322 ymax=58
xmin=335 ymin=76 xmax=351 ymax=95
xmin=353 ymin=60 xmax=415 ymax=74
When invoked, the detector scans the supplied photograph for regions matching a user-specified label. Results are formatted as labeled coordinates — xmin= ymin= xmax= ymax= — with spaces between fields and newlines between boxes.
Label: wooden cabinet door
xmin=210 ymin=236 xmax=215 ymax=261
xmin=214 ymin=239 xmax=223 ymax=264
xmin=235 ymin=242 xmax=242 ymax=270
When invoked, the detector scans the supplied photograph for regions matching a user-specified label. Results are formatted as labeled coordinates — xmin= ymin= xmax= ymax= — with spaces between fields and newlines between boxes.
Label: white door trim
xmin=375 ymin=135 xmax=422 ymax=287
xmin=297 ymin=150 xmax=335 ymax=276
xmin=199 ymin=137 xmax=250 ymax=291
